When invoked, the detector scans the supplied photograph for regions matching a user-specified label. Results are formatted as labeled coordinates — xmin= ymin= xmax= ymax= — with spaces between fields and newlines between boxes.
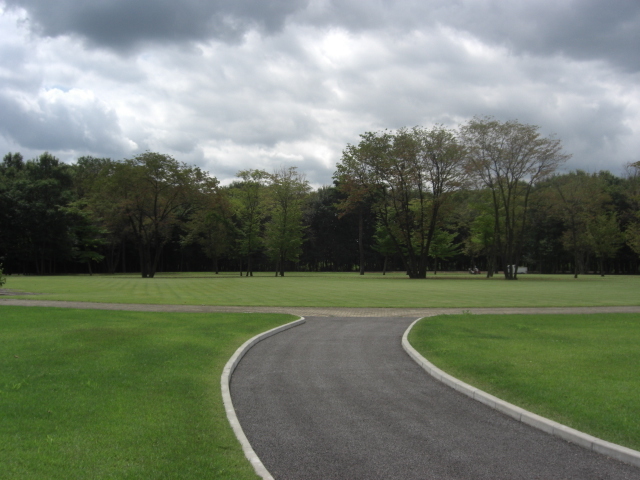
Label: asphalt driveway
xmin=231 ymin=316 xmax=640 ymax=480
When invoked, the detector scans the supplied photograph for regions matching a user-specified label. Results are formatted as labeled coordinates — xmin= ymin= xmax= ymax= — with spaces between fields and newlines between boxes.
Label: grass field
xmin=3 ymin=273 xmax=640 ymax=476
xmin=408 ymin=312 xmax=640 ymax=451
xmin=3 ymin=272 xmax=640 ymax=308
xmin=0 ymin=306 xmax=294 ymax=480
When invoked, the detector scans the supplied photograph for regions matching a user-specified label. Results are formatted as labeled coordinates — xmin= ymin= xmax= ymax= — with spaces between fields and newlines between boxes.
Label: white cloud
xmin=0 ymin=0 xmax=639 ymax=182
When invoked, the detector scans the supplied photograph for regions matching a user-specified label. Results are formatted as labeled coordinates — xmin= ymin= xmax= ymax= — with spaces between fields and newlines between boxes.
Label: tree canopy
xmin=460 ymin=117 xmax=570 ymax=279
xmin=335 ymin=126 xmax=468 ymax=278
xmin=1 ymin=119 xmax=638 ymax=279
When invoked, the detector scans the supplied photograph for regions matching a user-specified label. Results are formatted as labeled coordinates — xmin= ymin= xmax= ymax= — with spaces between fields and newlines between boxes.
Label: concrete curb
xmin=221 ymin=317 xmax=306 ymax=480
xmin=402 ymin=317 xmax=640 ymax=469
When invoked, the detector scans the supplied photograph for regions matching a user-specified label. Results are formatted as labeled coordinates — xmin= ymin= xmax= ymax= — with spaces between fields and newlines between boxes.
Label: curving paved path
xmin=4 ymin=299 xmax=640 ymax=478
xmin=231 ymin=316 xmax=640 ymax=479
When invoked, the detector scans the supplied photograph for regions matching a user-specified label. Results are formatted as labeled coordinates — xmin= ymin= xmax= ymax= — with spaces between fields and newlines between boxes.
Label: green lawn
xmin=0 ymin=306 xmax=294 ymax=480
xmin=3 ymin=272 xmax=640 ymax=307
xmin=409 ymin=312 xmax=640 ymax=451
xmin=3 ymin=273 xmax=640 ymax=476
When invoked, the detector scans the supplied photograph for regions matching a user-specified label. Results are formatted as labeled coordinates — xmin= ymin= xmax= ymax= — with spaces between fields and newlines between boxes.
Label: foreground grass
xmin=409 ymin=313 xmax=640 ymax=451
xmin=3 ymin=272 xmax=640 ymax=307
xmin=0 ymin=306 xmax=294 ymax=479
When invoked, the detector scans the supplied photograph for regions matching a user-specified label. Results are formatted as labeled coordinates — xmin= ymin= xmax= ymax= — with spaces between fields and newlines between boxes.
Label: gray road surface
xmin=231 ymin=316 xmax=640 ymax=480
xmin=2 ymin=298 xmax=640 ymax=317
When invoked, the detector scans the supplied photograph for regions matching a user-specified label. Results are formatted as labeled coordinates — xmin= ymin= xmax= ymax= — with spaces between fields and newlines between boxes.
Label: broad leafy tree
xmin=301 ymin=186 xmax=369 ymax=272
xmin=230 ymin=169 xmax=269 ymax=276
xmin=0 ymin=152 xmax=77 ymax=274
xmin=63 ymin=201 xmax=107 ymax=275
xmin=547 ymin=171 xmax=610 ymax=277
xmin=460 ymin=189 xmax=499 ymax=276
xmin=182 ymin=183 xmax=234 ymax=274
xmin=624 ymin=162 xmax=640 ymax=260
xmin=72 ymin=156 xmax=128 ymax=274
xmin=334 ymin=140 xmax=380 ymax=275
xmin=103 ymin=152 xmax=215 ymax=278
xmin=626 ymin=221 xmax=640 ymax=258
xmin=372 ymin=222 xmax=397 ymax=275
xmin=461 ymin=117 xmax=569 ymax=279
xmin=429 ymin=229 xmax=461 ymax=274
xmin=589 ymin=212 xmax=623 ymax=276
xmin=264 ymin=166 xmax=310 ymax=276
xmin=335 ymin=126 xmax=467 ymax=278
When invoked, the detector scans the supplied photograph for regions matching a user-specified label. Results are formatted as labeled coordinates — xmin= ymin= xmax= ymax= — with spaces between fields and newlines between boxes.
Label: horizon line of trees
xmin=1 ymin=116 xmax=639 ymax=280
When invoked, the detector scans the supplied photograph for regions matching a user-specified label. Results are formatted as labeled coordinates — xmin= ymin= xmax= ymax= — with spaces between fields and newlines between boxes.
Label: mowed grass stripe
xmin=409 ymin=312 xmax=640 ymax=451
xmin=4 ymin=273 xmax=640 ymax=308
xmin=0 ymin=306 xmax=294 ymax=480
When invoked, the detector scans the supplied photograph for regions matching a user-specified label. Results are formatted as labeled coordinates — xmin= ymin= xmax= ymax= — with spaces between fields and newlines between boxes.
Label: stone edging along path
xmin=402 ymin=317 xmax=640 ymax=470
xmin=221 ymin=317 xmax=306 ymax=480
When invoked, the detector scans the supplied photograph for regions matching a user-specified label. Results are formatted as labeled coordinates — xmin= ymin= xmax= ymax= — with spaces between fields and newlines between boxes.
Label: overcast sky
xmin=1 ymin=0 xmax=639 ymax=186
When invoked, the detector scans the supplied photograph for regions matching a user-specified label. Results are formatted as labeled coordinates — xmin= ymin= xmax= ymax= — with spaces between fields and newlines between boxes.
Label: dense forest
xmin=1 ymin=117 xmax=639 ymax=280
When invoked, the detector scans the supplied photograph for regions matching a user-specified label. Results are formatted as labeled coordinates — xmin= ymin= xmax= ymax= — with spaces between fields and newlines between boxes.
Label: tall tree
xmin=104 ymin=152 xmax=214 ymax=278
xmin=72 ymin=156 xmax=128 ymax=274
xmin=301 ymin=186 xmax=367 ymax=272
xmin=182 ymin=183 xmax=233 ymax=274
xmin=335 ymin=126 xmax=467 ymax=278
xmin=460 ymin=117 xmax=569 ymax=279
xmin=63 ymin=201 xmax=106 ymax=275
xmin=264 ymin=166 xmax=310 ymax=276
xmin=624 ymin=161 xmax=640 ymax=261
xmin=461 ymin=189 xmax=499 ymax=276
xmin=417 ymin=125 xmax=469 ymax=270
xmin=334 ymin=139 xmax=381 ymax=275
xmin=429 ymin=229 xmax=461 ymax=274
xmin=0 ymin=152 xmax=77 ymax=274
xmin=547 ymin=171 xmax=610 ymax=277
xmin=589 ymin=212 xmax=623 ymax=276
xmin=626 ymin=221 xmax=640 ymax=259
xmin=231 ymin=169 xmax=269 ymax=276
xmin=372 ymin=222 xmax=397 ymax=275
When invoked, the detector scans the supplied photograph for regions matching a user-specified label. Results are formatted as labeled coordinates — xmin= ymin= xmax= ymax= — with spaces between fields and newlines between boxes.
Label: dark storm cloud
xmin=296 ymin=0 xmax=640 ymax=73
xmin=4 ymin=0 xmax=308 ymax=50
xmin=444 ymin=0 xmax=640 ymax=73
xmin=2 ymin=0 xmax=638 ymax=184
xmin=0 ymin=90 xmax=127 ymax=154
xmin=8 ymin=0 xmax=640 ymax=72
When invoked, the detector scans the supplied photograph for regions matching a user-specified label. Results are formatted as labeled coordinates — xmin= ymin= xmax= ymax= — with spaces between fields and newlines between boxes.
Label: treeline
xmin=1 ymin=117 xmax=639 ymax=279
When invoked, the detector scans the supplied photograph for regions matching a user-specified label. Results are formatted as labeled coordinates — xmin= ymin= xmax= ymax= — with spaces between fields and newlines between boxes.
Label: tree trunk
xmin=122 ymin=240 xmax=127 ymax=274
xmin=417 ymin=260 xmax=428 ymax=278
xmin=139 ymin=243 xmax=149 ymax=278
xmin=599 ymin=258 xmax=605 ymax=277
xmin=358 ymin=211 xmax=365 ymax=275
xmin=503 ymin=259 xmax=514 ymax=280
xmin=148 ymin=242 xmax=164 ymax=278
xmin=106 ymin=242 xmax=119 ymax=274
xmin=279 ymin=253 xmax=285 ymax=277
